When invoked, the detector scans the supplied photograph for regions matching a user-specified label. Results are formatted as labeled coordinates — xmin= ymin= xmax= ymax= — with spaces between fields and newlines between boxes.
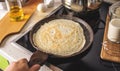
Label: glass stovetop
xmin=16 ymin=6 xmax=100 ymax=52
xmin=15 ymin=2 xmax=120 ymax=71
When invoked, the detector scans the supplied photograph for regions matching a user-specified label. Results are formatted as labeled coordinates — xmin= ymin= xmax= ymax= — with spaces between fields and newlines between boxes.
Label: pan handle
xmin=28 ymin=50 xmax=48 ymax=67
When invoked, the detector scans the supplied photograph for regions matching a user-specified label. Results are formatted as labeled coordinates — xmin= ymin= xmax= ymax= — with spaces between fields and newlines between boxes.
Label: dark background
xmin=55 ymin=2 xmax=120 ymax=71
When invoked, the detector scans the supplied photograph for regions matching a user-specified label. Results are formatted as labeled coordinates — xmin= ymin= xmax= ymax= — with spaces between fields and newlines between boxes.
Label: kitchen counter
xmin=0 ymin=1 xmax=120 ymax=71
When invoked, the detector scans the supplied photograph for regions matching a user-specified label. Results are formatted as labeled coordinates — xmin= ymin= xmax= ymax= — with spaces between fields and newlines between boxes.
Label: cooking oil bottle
xmin=10 ymin=6 xmax=24 ymax=21
xmin=6 ymin=0 xmax=24 ymax=21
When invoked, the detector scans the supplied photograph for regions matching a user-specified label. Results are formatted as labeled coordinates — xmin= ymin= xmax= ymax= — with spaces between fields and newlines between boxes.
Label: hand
xmin=4 ymin=58 xmax=40 ymax=71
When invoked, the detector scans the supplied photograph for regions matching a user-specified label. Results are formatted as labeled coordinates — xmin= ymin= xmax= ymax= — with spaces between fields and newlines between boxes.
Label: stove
xmin=13 ymin=3 xmax=120 ymax=71
xmin=16 ymin=5 xmax=100 ymax=52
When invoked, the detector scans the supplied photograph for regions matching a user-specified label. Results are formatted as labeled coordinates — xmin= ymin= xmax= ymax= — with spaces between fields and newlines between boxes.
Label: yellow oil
xmin=10 ymin=6 xmax=24 ymax=21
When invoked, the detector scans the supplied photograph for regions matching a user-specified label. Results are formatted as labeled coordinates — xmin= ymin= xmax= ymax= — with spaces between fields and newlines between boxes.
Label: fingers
xmin=4 ymin=58 xmax=41 ymax=71
xmin=18 ymin=58 xmax=28 ymax=63
xmin=18 ymin=58 xmax=29 ymax=69
xmin=29 ymin=64 xmax=41 ymax=71
xmin=16 ymin=58 xmax=28 ymax=68
xmin=4 ymin=58 xmax=29 ymax=71
xmin=19 ymin=59 xmax=41 ymax=71
xmin=12 ymin=58 xmax=29 ymax=70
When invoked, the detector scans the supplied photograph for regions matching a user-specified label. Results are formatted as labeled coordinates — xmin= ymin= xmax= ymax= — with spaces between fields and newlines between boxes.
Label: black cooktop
xmin=16 ymin=2 xmax=120 ymax=71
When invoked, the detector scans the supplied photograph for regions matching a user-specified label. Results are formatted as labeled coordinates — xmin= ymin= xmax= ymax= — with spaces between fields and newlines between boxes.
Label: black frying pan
xmin=28 ymin=15 xmax=94 ymax=67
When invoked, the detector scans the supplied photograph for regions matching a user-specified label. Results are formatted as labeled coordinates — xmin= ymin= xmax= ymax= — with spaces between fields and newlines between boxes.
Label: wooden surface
xmin=100 ymin=15 xmax=120 ymax=63
xmin=0 ymin=0 xmax=42 ymax=44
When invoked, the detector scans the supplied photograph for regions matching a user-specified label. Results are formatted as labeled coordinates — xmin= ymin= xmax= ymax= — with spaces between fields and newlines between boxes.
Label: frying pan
xmin=28 ymin=15 xmax=94 ymax=67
